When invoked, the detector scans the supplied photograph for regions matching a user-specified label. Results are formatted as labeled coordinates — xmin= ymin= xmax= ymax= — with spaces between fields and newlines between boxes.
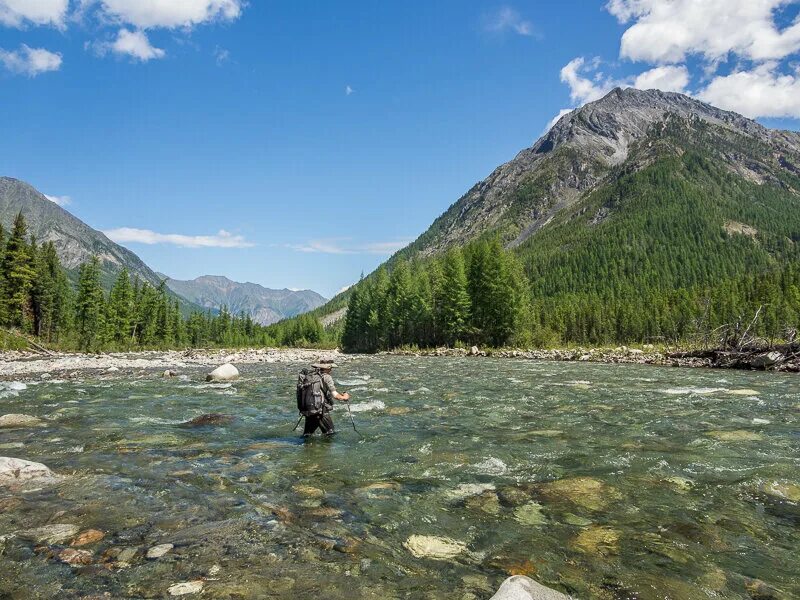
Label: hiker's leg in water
xmin=303 ymin=415 xmax=320 ymax=436
xmin=318 ymin=413 xmax=336 ymax=436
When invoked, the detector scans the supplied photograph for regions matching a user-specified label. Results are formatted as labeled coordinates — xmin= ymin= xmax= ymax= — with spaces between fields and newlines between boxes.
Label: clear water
xmin=1 ymin=357 xmax=798 ymax=599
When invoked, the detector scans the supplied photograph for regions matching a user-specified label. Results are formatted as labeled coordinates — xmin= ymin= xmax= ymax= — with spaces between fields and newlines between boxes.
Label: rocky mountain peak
xmin=531 ymin=87 xmax=766 ymax=166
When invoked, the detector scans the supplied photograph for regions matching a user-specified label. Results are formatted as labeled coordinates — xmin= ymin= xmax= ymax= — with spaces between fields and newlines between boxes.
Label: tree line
xmin=0 ymin=213 xmax=276 ymax=351
xmin=341 ymin=238 xmax=532 ymax=352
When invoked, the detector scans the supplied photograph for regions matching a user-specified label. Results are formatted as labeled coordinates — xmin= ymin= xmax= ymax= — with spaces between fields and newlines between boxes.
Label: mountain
xmin=314 ymin=87 xmax=800 ymax=340
xmin=401 ymin=87 xmax=800 ymax=257
xmin=162 ymin=275 xmax=327 ymax=325
xmin=0 ymin=177 xmax=163 ymax=288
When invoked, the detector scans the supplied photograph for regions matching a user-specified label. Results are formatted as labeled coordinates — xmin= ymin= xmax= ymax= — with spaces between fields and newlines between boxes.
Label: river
xmin=1 ymin=357 xmax=798 ymax=599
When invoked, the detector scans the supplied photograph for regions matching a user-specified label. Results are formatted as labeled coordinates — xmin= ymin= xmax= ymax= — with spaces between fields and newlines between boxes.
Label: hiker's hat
xmin=312 ymin=359 xmax=338 ymax=369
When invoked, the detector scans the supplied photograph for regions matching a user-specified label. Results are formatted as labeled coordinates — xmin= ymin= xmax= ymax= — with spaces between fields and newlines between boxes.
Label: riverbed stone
xmin=539 ymin=477 xmax=620 ymax=511
xmin=759 ymin=480 xmax=800 ymax=503
xmin=168 ymin=581 xmax=204 ymax=596
xmin=707 ymin=430 xmax=763 ymax=442
xmin=573 ymin=526 xmax=619 ymax=556
xmin=0 ymin=414 xmax=43 ymax=428
xmin=489 ymin=576 xmax=570 ymax=600
xmin=57 ymin=548 xmax=93 ymax=566
xmin=206 ymin=363 xmax=239 ymax=382
xmin=0 ymin=457 xmax=60 ymax=486
xmin=18 ymin=524 xmax=80 ymax=544
xmin=513 ymin=502 xmax=547 ymax=526
xmin=146 ymin=543 xmax=174 ymax=559
xmin=70 ymin=529 xmax=105 ymax=546
xmin=403 ymin=535 xmax=467 ymax=560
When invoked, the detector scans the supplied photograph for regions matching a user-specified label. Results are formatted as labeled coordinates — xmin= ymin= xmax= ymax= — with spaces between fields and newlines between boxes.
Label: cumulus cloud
xmin=95 ymin=0 xmax=243 ymax=29
xmin=0 ymin=0 xmax=68 ymax=28
xmin=104 ymin=227 xmax=254 ymax=248
xmin=96 ymin=28 xmax=165 ymax=61
xmin=288 ymin=238 xmax=410 ymax=255
xmin=698 ymin=62 xmax=800 ymax=118
xmin=484 ymin=6 xmax=533 ymax=36
xmin=45 ymin=194 xmax=71 ymax=206
xmin=0 ymin=45 xmax=62 ymax=76
xmin=560 ymin=58 xmax=688 ymax=106
xmin=607 ymin=0 xmax=800 ymax=64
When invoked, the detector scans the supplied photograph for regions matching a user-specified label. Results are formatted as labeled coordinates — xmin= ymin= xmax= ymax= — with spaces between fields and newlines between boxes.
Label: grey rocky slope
xmin=163 ymin=275 xmax=326 ymax=325
xmin=401 ymin=87 xmax=800 ymax=257
xmin=0 ymin=177 xmax=163 ymax=288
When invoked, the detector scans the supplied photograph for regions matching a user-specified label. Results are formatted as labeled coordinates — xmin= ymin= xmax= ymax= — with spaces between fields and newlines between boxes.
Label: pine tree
xmin=437 ymin=248 xmax=471 ymax=345
xmin=1 ymin=213 xmax=35 ymax=331
xmin=75 ymin=256 xmax=106 ymax=351
xmin=105 ymin=269 xmax=135 ymax=346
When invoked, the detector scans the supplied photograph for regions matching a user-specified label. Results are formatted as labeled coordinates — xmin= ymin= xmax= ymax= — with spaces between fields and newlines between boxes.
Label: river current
xmin=0 ymin=357 xmax=798 ymax=599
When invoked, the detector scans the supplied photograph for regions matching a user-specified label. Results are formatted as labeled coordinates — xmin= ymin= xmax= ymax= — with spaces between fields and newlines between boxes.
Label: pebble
xmin=71 ymin=529 xmax=105 ymax=547
xmin=403 ymin=535 xmax=467 ymax=560
xmin=168 ymin=581 xmax=204 ymax=596
xmin=58 ymin=548 xmax=93 ymax=566
xmin=18 ymin=524 xmax=80 ymax=544
xmin=146 ymin=543 xmax=174 ymax=559
xmin=0 ymin=414 xmax=43 ymax=428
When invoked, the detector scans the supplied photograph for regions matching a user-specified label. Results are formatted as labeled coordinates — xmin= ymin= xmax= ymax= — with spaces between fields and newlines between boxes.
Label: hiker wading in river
xmin=296 ymin=360 xmax=351 ymax=436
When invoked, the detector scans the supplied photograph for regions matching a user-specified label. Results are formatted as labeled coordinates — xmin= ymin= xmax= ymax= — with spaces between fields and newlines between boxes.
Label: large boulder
xmin=0 ymin=414 xmax=44 ymax=428
xmin=0 ymin=457 xmax=60 ymax=487
xmin=179 ymin=414 xmax=235 ymax=428
xmin=490 ymin=576 xmax=571 ymax=600
xmin=206 ymin=363 xmax=239 ymax=382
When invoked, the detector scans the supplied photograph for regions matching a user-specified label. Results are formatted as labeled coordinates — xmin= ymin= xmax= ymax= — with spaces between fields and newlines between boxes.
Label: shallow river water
xmin=1 ymin=357 xmax=798 ymax=599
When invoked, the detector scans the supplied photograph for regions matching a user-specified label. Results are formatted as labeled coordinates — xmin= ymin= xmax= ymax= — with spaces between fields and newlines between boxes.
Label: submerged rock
xmin=707 ymin=430 xmax=763 ymax=442
xmin=71 ymin=529 xmax=105 ymax=547
xmin=180 ymin=413 xmax=235 ymax=428
xmin=403 ymin=535 xmax=467 ymax=560
xmin=206 ymin=363 xmax=239 ymax=382
xmin=489 ymin=576 xmax=570 ymax=599
xmin=759 ymin=480 xmax=800 ymax=503
xmin=539 ymin=477 xmax=620 ymax=511
xmin=146 ymin=543 xmax=174 ymax=559
xmin=0 ymin=414 xmax=43 ymax=428
xmin=513 ymin=502 xmax=547 ymax=526
xmin=573 ymin=526 xmax=620 ymax=556
xmin=168 ymin=581 xmax=204 ymax=596
xmin=18 ymin=524 xmax=81 ymax=544
xmin=57 ymin=548 xmax=93 ymax=566
xmin=0 ymin=457 xmax=60 ymax=487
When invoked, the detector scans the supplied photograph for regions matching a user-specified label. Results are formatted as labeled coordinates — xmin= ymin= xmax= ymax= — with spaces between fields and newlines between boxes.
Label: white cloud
xmin=484 ymin=6 xmax=533 ymax=36
xmin=100 ymin=28 xmax=165 ymax=61
xmin=104 ymin=227 xmax=254 ymax=248
xmin=560 ymin=59 xmax=689 ymax=107
xmin=633 ymin=65 xmax=690 ymax=93
xmin=607 ymin=0 xmax=800 ymax=64
xmin=96 ymin=0 xmax=243 ymax=29
xmin=0 ymin=45 xmax=62 ymax=76
xmin=213 ymin=45 xmax=229 ymax=65
xmin=698 ymin=62 xmax=800 ymax=118
xmin=45 ymin=194 xmax=71 ymax=206
xmin=288 ymin=238 xmax=410 ymax=255
xmin=0 ymin=0 xmax=68 ymax=28
xmin=345 ymin=84 xmax=354 ymax=96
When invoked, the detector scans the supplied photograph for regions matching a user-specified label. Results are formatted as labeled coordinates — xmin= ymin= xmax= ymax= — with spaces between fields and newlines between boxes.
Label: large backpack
xmin=297 ymin=368 xmax=325 ymax=416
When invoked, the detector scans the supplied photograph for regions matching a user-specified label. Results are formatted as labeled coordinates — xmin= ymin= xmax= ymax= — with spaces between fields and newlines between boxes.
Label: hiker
xmin=296 ymin=360 xmax=350 ymax=436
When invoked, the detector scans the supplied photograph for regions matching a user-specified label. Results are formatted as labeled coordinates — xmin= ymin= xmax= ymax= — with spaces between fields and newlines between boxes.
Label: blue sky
xmin=2 ymin=1 xmax=800 ymax=297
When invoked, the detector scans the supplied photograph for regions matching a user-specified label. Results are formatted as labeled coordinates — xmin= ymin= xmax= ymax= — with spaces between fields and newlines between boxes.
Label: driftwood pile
xmin=668 ymin=343 xmax=800 ymax=372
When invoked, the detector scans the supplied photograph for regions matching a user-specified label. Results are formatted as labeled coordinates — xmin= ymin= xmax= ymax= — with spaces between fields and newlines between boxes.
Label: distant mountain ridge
xmin=0 ymin=176 xmax=164 ymax=288
xmin=162 ymin=275 xmax=327 ymax=325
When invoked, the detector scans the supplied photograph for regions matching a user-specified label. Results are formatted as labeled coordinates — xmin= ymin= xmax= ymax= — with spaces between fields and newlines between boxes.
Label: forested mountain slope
xmin=293 ymin=88 xmax=800 ymax=348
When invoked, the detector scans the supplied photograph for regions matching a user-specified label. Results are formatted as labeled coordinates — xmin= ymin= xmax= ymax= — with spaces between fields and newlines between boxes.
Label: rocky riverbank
xmin=0 ymin=348 xmax=346 ymax=381
xmin=2 ymin=342 xmax=798 ymax=381
xmin=386 ymin=344 xmax=800 ymax=372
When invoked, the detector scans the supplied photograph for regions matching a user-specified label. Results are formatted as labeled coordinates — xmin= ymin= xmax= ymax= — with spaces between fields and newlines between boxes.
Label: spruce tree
xmin=1 ymin=213 xmax=35 ymax=331
xmin=438 ymin=248 xmax=471 ymax=345
xmin=106 ymin=269 xmax=135 ymax=346
xmin=75 ymin=256 xmax=105 ymax=351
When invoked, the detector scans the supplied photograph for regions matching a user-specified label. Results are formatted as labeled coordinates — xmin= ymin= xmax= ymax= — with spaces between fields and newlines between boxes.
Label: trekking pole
xmin=292 ymin=415 xmax=304 ymax=432
xmin=345 ymin=401 xmax=362 ymax=437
